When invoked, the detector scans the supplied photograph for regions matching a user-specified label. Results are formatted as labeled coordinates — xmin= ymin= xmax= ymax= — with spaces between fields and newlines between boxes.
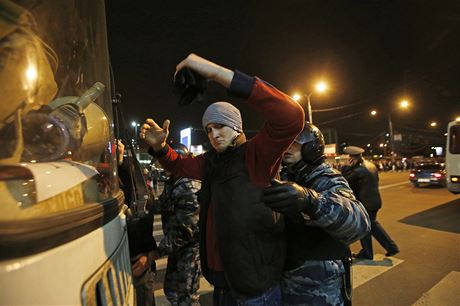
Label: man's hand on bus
xmin=139 ymin=118 xmax=170 ymax=151
xmin=131 ymin=250 xmax=158 ymax=277
xmin=116 ymin=139 xmax=125 ymax=164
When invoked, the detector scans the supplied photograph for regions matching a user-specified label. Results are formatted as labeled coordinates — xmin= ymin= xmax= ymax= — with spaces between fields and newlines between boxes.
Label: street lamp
xmin=371 ymin=101 xmax=410 ymax=160
xmin=131 ymin=121 xmax=140 ymax=144
xmin=371 ymin=110 xmax=395 ymax=158
xmin=292 ymin=81 xmax=328 ymax=124
xmin=430 ymin=121 xmax=437 ymax=127
xmin=399 ymin=100 xmax=410 ymax=109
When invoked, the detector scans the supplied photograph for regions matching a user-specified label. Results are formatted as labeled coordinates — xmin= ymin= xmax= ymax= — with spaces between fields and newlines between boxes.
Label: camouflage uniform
xmin=281 ymin=163 xmax=370 ymax=306
xmin=158 ymin=177 xmax=201 ymax=306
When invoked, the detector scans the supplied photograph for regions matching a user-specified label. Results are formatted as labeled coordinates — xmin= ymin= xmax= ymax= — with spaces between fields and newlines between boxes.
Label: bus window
xmin=449 ymin=125 xmax=460 ymax=154
xmin=446 ymin=121 xmax=460 ymax=194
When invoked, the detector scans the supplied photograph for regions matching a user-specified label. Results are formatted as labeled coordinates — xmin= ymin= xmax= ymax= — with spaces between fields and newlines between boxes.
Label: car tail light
xmin=433 ymin=173 xmax=442 ymax=178
xmin=409 ymin=173 xmax=415 ymax=178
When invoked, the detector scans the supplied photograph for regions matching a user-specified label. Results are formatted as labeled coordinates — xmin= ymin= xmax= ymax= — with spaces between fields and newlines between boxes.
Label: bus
xmin=446 ymin=120 xmax=460 ymax=194
xmin=0 ymin=0 xmax=134 ymax=305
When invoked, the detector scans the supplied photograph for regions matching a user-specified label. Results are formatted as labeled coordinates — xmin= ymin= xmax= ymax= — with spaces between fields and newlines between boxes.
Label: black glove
xmin=261 ymin=179 xmax=316 ymax=215
xmin=173 ymin=68 xmax=207 ymax=105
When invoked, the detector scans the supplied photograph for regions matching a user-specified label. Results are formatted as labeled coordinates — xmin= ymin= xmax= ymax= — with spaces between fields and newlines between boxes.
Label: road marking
xmin=412 ymin=271 xmax=460 ymax=306
xmin=379 ymin=181 xmax=410 ymax=190
xmin=352 ymin=253 xmax=404 ymax=288
xmin=153 ymin=229 xmax=163 ymax=238
xmin=154 ymin=276 xmax=214 ymax=306
xmin=155 ymin=256 xmax=167 ymax=270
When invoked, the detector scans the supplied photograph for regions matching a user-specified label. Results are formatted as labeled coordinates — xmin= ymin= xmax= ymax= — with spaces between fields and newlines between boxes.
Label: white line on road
xmin=155 ymin=277 xmax=214 ymax=306
xmin=352 ymin=253 xmax=404 ymax=288
xmin=412 ymin=271 xmax=460 ymax=306
xmin=379 ymin=181 xmax=410 ymax=190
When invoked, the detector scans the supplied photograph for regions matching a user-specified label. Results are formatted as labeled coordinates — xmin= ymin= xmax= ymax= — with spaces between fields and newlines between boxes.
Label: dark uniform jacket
xmin=342 ymin=159 xmax=382 ymax=211
xmin=157 ymin=176 xmax=200 ymax=256
xmin=282 ymin=163 xmax=369 ymax=270
xmin=280 ymin=163 xmax=370 ymax=305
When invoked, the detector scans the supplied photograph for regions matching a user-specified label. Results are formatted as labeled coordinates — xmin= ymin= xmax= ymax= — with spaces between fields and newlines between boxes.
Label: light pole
xmin=387 ymin=113 xmax=395 ymax=159
xmin=292 ymin=81 xmax=328 ymax=124
xmin=306 ymin=92 xmax=313 ymax=124
xmin=131 ymin=121 xmax=140 ymax=145
xmin=371 ymin=111 xmax=395 ymax=158
xmin=370 ymin=99 xmax=410 ymax=159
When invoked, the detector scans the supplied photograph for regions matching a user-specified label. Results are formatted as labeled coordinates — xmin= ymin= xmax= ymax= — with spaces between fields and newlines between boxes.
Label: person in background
xmin=117 ymin=140 xmax=159 ymax=306
xmin=140 ymin=53 xmax=304 ymax=305
xmin=154 ymin=143 xmax=201 ymax=306
xmin=150 ymin=165 xmax=160 ymax=194
xmin=261 ymin=123 xmax=370 ymax=306
xmin=341 ymin=146 xmax=400 ymax=260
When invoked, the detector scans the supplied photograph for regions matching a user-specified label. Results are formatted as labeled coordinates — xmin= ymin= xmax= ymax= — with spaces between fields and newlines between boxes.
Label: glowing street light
xmin=292 ymin=80 xmax=329 ymax=124
xmin=430 ymin=121 xmax=437 ymax=127
xmin=131 ymin=121 xmax=140 ymax=143
xmin=399 ymin=100 xmax=410 ymax=109
xmin=292 ymin=94 xmax=301 ymax=101
xmin=315 ymin=81 xmax=328 ymax=93
xmin=370 ymin=110 xmax=377 ymax=116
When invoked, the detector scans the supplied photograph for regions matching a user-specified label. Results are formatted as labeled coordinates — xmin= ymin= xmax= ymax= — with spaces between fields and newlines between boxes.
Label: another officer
xmin=341 ymin=146 xmax=400 ymax=260
xmin=261 ymin=123 xmax=370 ymax=306
xmin=155 ymin=143 xmax=201 ymax=305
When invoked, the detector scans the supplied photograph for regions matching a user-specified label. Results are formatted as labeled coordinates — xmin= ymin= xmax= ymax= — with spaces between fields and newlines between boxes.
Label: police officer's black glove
xmin=261 ymin=179 xmax=317 ymax=216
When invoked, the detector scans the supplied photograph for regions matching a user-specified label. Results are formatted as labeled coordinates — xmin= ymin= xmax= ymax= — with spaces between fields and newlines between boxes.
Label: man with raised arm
xmin=140 ymin=53 xmax=304 ymax=305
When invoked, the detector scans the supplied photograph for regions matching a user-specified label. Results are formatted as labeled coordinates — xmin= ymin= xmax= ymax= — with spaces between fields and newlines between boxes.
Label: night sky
xmin=106 ymin=0 xmax=460 ymax=154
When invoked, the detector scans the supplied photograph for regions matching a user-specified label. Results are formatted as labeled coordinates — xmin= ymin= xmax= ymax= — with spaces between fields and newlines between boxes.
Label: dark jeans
xmin=213 ymin=285 xmax=281 ymax=306
xmin=360 ymin=209 xmax=399 ymax=257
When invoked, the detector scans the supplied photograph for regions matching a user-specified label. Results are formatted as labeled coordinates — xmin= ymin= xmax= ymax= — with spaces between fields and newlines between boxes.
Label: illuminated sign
xmin=180 ymin=128 xmax=191 ymax=149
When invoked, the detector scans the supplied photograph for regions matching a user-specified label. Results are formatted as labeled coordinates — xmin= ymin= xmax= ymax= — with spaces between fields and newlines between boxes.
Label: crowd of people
xmin=119 ymin=54 xmax=403 ymax=305
xmin=333 ymin=156 xmax=435 ymax=173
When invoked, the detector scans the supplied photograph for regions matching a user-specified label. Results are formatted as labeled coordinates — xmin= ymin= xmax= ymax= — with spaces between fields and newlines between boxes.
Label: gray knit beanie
xmin=202 ymin=102 xmax=243 ymax=132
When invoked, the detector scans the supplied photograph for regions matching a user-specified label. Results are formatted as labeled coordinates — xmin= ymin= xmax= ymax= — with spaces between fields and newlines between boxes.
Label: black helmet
xmin=295 ymin=122 xmax=325 ymax=164
xmin=171 ymin=143 xmax=190 ymax=156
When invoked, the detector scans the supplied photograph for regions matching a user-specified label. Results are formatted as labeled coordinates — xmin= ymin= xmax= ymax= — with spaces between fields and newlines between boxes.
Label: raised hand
xmin=175 ymin=53 xmax=234 ymax=88
xmin=139 ymin=118 xmax=170 ymax=151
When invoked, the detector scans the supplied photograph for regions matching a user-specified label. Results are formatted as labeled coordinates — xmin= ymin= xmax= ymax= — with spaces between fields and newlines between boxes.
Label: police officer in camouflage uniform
xmin=156 ymin=144 xmax=201 ymax=306
xmin=261 ymin=123 xmax=370 ymax=306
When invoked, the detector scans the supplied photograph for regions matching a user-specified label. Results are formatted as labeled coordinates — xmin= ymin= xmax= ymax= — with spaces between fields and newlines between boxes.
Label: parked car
xmin=409 ymin=163 xmax=446 ymax=187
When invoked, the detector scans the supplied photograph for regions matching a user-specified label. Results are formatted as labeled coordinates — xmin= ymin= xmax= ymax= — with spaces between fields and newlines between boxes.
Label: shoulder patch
xmin=336 ymin=188 xmax=355 ymax=199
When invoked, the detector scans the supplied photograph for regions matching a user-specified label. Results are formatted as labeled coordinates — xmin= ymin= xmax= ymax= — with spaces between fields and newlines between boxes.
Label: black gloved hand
xmin=173 ymin=68 xmax=207 ymax=105
xmin=261 ymin=179 xmax=315 ymax=215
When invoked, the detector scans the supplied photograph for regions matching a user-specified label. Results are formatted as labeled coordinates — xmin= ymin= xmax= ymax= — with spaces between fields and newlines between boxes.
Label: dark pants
xmin=360 ymin=209 xmax=399 ymax=258
xmin=133 ymin=268 xmax=156 ymax=306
